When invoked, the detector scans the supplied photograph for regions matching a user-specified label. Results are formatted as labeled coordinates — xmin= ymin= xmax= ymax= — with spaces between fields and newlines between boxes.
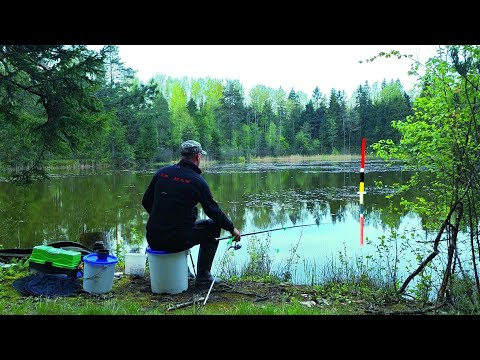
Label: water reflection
xmin=0 ymin=161 xmax=431 ymax=283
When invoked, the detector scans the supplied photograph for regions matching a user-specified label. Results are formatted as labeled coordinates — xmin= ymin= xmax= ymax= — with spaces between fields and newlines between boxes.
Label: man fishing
xmin=142 ymin=140 xmax=241 ymax=285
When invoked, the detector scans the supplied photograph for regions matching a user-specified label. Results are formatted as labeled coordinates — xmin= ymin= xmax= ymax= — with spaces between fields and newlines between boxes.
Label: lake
xmin=0 ymin=160 xmax=436 ymax=285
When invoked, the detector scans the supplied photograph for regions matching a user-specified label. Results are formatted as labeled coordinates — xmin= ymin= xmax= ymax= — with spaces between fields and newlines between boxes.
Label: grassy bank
xmin=0 ymin=249 xmax=454 ymax=315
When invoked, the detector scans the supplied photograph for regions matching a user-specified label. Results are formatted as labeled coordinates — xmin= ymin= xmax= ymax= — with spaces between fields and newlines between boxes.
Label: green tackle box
xmin=29 ymin=245 xmax=82 ymax=277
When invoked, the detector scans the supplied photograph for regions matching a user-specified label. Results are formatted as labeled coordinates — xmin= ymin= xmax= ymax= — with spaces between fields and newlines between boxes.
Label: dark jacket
xmin=142 ymin=159 xmax=234 ymax=243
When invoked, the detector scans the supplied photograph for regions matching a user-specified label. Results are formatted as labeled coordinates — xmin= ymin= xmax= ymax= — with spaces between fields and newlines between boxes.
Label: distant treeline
xmin=0 ymin=45 xmax=414 ymax=180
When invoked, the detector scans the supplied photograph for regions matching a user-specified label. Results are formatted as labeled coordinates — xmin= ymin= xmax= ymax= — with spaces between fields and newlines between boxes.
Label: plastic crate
xmin=29 ymin=245 xmax=82 ymax=277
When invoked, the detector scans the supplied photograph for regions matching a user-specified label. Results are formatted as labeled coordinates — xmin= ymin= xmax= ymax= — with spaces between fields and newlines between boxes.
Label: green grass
xmin=0 ymin=297 xmax=357 ymax=315
xmin=175 ymin=302 xmax=321 ymax=315
xmin=0 ymin=261 xmax=380 ymax=315
xmin=2 ymin=237 xmax=476 ymax=315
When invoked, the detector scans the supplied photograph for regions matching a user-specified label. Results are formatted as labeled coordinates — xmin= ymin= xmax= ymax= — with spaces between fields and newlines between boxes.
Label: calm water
xmin=0 ymin=160 xmax=435 ymax=283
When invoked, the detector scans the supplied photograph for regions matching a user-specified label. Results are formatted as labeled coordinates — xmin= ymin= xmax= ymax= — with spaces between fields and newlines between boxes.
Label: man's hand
xmin=231 ymin=228 xmax=241 ymax=242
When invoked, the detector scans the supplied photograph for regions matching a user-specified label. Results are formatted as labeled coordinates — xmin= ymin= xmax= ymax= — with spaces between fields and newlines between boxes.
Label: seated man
xmin=142 ymin=140 xmax=241 ymax=285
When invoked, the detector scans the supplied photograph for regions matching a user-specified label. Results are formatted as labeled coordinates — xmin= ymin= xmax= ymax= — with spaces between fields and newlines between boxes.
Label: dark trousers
xmin=147 ymin=219 xmax=221 ymax=253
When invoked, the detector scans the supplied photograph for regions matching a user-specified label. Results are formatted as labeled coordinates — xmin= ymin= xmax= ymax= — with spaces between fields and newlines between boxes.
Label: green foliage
xmin=371 ymin=45 xmax=480 ymax=301
xmin=278 ymin=236 xmax=302 ymax=282
xmin=128 ymin=227 xmax=143 ymax=252
xmin=318 ymin=248 xmax=401 ymax=304
xmin=0 ymin=45 xmax=420 ymax=175
xmin=372 ymin=228 xmax=417 ymax=291
xmin=372 ymin=46 xmax=480 ymax=223
xmin=446 ymin=273 xmax=479 ymax=313
xmin=411 ymin=266 xmax=433 ymax=305
xmin=241 ymin=234 xmax=275 ymax=278
xmin=0 ymin=45 xmax=105 ymax=181
xmin=0 ymin=258 xmax=29 ymax=282
xmin=294 ymin=129 xmax=312 ymax=155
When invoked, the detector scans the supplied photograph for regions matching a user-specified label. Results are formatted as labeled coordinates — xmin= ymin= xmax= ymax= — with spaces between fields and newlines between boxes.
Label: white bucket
xmin=146 ymin=247 xmax=188 ymax=294
xmin=125 ymin=252 xmax=147 ymax=277
xmin=83 ymin=253 xmax=118 ymax=294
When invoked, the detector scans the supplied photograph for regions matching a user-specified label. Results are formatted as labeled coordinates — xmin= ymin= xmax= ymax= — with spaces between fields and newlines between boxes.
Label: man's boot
xmin=195 ymin=242 xmax=221 ymax=286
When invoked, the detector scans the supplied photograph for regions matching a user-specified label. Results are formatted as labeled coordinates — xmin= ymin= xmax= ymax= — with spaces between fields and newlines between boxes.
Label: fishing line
xmin=215 ymin=222 xmax=328 ymax=241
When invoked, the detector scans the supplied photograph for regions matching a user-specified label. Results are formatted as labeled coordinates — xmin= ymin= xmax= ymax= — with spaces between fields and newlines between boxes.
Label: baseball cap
xmin=180 ymin=140 xmax=207 ymax=156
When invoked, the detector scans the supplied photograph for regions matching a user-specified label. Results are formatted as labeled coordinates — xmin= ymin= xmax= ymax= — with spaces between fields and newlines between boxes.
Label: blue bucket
xmin=82 ymin=253 xmax=118 ymax=294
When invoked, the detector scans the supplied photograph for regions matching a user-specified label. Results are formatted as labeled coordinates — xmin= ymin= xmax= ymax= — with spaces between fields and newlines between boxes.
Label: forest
xmin=0 ymin=45 xmax=412 ymax=181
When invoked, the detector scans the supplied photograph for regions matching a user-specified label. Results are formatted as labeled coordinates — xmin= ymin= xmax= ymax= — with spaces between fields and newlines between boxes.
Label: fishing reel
xmin=228 ymin=242 xmax=242 ymax=251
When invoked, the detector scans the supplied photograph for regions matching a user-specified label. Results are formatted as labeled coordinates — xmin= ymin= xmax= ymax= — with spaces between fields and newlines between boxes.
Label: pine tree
xmin=0 ymin=45 xmax=105 ymax=181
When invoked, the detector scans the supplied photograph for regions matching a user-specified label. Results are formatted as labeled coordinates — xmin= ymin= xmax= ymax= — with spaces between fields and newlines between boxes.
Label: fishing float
xmin=358 ymin=137 xmax=366 ymax=246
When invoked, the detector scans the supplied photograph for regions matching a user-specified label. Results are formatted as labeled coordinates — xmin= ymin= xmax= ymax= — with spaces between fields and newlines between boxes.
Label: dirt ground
xmin=93 ymin=274 xmax=306 ymax=312
xmin=81 ymin=272 xmax=423 ymax=315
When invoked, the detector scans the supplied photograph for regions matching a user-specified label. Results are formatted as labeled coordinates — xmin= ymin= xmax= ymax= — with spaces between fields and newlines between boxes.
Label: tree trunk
xmin=398 ymin=197 xmax=463 ymax=294
xmin=437 ymin=202 xmax=463 ymax=304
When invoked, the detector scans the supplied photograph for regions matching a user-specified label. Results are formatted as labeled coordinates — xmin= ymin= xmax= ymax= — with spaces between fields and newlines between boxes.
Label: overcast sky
xmin=91 ymin=45 xmax=438 ymax=97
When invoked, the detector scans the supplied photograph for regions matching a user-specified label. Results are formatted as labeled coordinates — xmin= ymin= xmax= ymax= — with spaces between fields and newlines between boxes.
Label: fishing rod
xmin=216 ymin=223 xmax=320 ymax=242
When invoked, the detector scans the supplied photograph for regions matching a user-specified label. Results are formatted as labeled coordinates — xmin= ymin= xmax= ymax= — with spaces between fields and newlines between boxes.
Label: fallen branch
xmin=167 ymin=297 xmax=205 ymax=311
